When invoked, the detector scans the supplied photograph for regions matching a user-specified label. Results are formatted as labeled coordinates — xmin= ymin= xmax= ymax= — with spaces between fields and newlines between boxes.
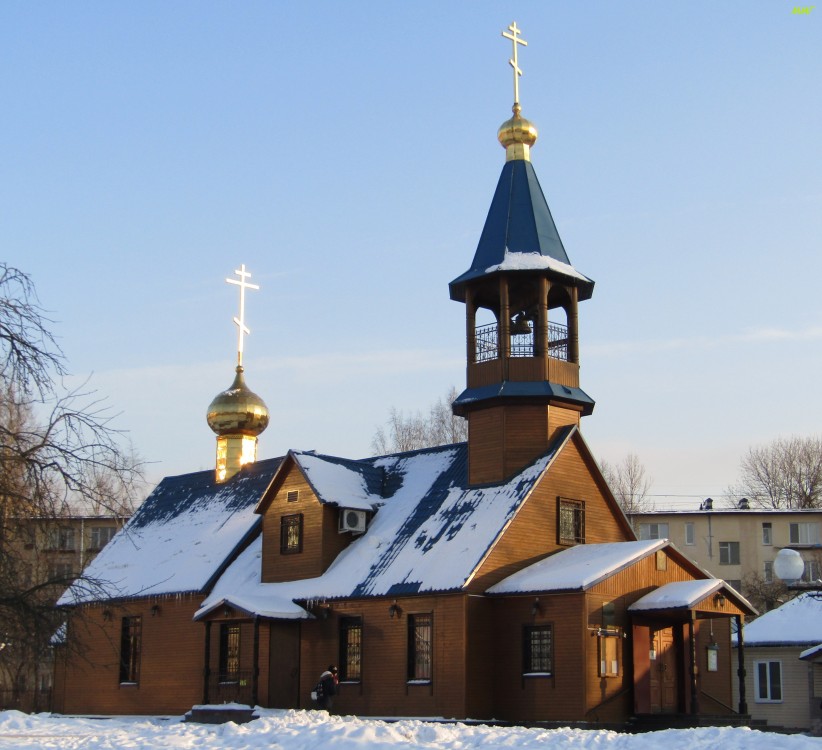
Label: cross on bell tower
xmin=449 ymin=23 xmax=596 ymax=485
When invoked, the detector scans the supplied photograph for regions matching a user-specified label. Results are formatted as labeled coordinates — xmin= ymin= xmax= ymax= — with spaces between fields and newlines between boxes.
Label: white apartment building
xmin=630 ymin=502 xmax=822 ymax=595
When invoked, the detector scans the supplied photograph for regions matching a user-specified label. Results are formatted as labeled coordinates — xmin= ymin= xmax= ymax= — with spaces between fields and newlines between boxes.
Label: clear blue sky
xmin=2 ymin=2 xmax=820 ymax=506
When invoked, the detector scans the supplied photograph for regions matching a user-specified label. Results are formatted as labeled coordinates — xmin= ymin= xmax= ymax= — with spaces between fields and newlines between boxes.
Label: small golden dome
xmin=497 ymin=104 xmax=538 ymax=162
xmin=206 ymin=366 xmax=269 ymax=437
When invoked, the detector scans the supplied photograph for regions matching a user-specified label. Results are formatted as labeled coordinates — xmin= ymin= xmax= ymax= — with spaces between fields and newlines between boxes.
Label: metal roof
xmin=449 ymin=159 xmax=593 ymax=302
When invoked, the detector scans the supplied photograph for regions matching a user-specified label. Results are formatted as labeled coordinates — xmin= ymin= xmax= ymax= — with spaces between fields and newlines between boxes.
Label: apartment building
xmin=630 ymin=502 xmax=822 ymax=596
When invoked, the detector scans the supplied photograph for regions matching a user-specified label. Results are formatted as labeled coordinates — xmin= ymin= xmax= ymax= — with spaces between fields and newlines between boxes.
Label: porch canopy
xmin=629 ymin=579 xmax=756 ymax=717
xmin=628 ymin=579 xmax=755 ymax=621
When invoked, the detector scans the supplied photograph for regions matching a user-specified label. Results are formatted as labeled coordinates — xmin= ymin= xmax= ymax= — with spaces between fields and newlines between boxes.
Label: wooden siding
xmin=468 ymin=403 xmax=582 ymax=485
xmin=54 ymin=596 xmax=205 ymax=715
xmin=490 ymin=594 xmax=588 ymax=722
xmin=298 ymin=595 xmax=468 ymax=718
xmin=735 ymin=646 xmax=812 ymax=729
xmin=547 ymin=358 xmax=580 ymax=388
xmin=470 ymin=437 xmax=633 ymax=593
xmin=261 ymin=465 xmax=350 ymax=583
xmin=467 ymin=409 xmax=504 ymax=485
xmin=467 ymin=357 xmax=579 ymax=389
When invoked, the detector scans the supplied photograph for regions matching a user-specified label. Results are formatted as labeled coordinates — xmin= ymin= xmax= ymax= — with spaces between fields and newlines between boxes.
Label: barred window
xmin=408 ymin=613 xmax=433 ymax=682
xmin=280 ymin=514 xmax=303 ymax=555
xmin=558 ymin=498 xmax=585 ymax=544
xmin=523 ymin=625 xmax=553 ymax=675
xmin=219 ymin=624 xmax=241 ymax=682
xmin=339 ymin=617 xmax=362 ymax=682
xmin=119 ymin=616 xmax=142 ymax=684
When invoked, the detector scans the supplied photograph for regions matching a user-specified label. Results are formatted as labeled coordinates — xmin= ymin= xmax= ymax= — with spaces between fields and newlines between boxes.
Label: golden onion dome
xmin=206 ymin=366 xmax=269 ymax=437
xmin=497 ymin=104 xmax=538 ymax=159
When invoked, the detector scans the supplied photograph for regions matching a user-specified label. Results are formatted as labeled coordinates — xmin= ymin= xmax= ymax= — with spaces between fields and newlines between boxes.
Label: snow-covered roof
xmin=197 ymin=430 xmax=577 ymax=618
xmin=739 ymin=593 xmax=822 ymax=647
xmin=485 ymin=250 xmax=592 ymax=284
xmin=800 ymin=643 xmax=822 ymax=661
xmin=197 ymin=536 xmax=310 ymax=620
xmin=628 ymin=580 xmax=724 ymax=611
xmin=487 ymin=540 xmax=666 ymax=594
xmin=57 ymin=458 xmax=283 ymax=605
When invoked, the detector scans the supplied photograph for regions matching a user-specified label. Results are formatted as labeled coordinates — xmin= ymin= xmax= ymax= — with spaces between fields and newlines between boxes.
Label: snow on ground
xmin=0 ymin=709 xmax=819 ymax=750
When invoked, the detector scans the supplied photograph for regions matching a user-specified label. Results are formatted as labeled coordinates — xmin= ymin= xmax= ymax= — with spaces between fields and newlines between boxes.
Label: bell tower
xmin=450 ymin=22 xmax=595 ymax=486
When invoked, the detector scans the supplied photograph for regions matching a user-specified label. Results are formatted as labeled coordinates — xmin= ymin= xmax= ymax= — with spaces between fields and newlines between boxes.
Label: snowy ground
xmin=1 ymin=709 xmax=820 ymax=750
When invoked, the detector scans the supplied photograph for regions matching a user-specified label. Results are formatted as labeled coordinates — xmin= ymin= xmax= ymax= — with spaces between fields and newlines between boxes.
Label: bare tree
xmin=371 ymin=387 xmax=468 ymax=455
xmin=600 ymin=453 xmax=653 ymax=515
xmin=729 ymin=436 xmax=822 ymax=509
xmin=0 ymin=263 xmax=142 ymax=709
xmin=741 ymin=573 xmax=790 ymax=617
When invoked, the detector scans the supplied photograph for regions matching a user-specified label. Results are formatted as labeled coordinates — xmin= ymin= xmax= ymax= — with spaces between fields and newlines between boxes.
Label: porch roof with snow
xmin=486 ymin=540 xmax=669 ymax=594
xmin=629 ymin=579 xmax=755 ymax=617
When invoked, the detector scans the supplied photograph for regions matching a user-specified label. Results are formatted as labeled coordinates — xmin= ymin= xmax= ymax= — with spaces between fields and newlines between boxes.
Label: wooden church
xmin=54 ymin=24 xmax=755 ymax=725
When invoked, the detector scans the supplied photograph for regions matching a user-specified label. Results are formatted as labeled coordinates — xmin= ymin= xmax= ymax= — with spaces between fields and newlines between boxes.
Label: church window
xmin=280 ymin=514 xmax=303 ymax=554
xmin=407 ymin=613 xmax=433 ymax=682
xmin=523 ymin=624 xmax=553 ymax=675
xmin=719 ymin=541 xmax=740 ymax=565
xmin=119 ymin=616 xmax=142 ymax=684
xmin=219 ymin=624 xmax=241 ymax=682
xmin=339 ymin=617 xmax=362 ymax=682
xmin=558 ymin=498 xmax=585 ymax=544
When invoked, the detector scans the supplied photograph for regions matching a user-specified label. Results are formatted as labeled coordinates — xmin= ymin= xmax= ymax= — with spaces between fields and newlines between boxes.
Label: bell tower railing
xmin=473 ymin=320 xmax=569 ymax=363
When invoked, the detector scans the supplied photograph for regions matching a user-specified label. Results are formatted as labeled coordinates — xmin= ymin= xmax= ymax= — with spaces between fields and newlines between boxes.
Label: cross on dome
xmin=226 ymin=264 xmax=259 ymax=367
xmin=502 ymin=21 xmax=527 ymax=106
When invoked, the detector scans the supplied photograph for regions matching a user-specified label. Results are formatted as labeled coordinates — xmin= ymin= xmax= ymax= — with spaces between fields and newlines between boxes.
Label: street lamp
xmin=774 ymin=548 xmax=805 ymax=583
xmin=774 ymin=548 xmax=821 ymax=596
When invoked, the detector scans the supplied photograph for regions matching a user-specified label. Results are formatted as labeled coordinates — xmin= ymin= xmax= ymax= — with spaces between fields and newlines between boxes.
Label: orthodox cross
xmin=226 ymin=264 xmax=259 ymax=367
xmin=502 ymin=21 xmax=527 ymax=106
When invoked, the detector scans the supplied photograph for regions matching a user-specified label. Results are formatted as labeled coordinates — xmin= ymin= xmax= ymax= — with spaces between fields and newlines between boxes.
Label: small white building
xmin=734 ymin=593 xmax=822 ymax=730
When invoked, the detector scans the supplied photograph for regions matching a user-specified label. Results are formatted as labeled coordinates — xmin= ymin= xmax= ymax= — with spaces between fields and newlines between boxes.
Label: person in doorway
xmin=315 ymin=665 xmax=338 ymax=712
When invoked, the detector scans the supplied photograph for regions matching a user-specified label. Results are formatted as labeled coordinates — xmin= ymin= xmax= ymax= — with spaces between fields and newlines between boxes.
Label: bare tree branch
xmin=600 ymin=453 xmax=653 ymax=515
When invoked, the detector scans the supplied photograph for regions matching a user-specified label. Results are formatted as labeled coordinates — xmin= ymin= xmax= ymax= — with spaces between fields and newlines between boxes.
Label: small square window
xmin=280 ymin=514 xmax=303 ymax=555
xmin=558 ymin=498 xmax=585 ymax=545
xmin=286 ymin=490 xmax=299 ymax=503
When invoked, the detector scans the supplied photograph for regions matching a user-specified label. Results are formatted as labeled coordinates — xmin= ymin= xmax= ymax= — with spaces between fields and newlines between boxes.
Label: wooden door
xmin=268 ymin=621 xmax=300 ymax=708
xmin=649 ymin=627 xmax=678 ymax=714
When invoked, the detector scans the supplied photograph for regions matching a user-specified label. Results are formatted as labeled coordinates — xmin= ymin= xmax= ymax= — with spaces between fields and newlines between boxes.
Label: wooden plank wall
xmin=54 ymin=596 xmax=205 ymax=715
xmin=489 ymin=594 xmax=588 ymax=722
xmin=298 ymin=595 xmax=467 ymax=719
xmin=469 ymin=437 xmax=631 ymax=593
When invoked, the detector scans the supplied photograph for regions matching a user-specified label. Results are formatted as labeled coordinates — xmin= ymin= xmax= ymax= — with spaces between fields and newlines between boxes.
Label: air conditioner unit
xmin=339 ymin=508 xmax=367 ymax=534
